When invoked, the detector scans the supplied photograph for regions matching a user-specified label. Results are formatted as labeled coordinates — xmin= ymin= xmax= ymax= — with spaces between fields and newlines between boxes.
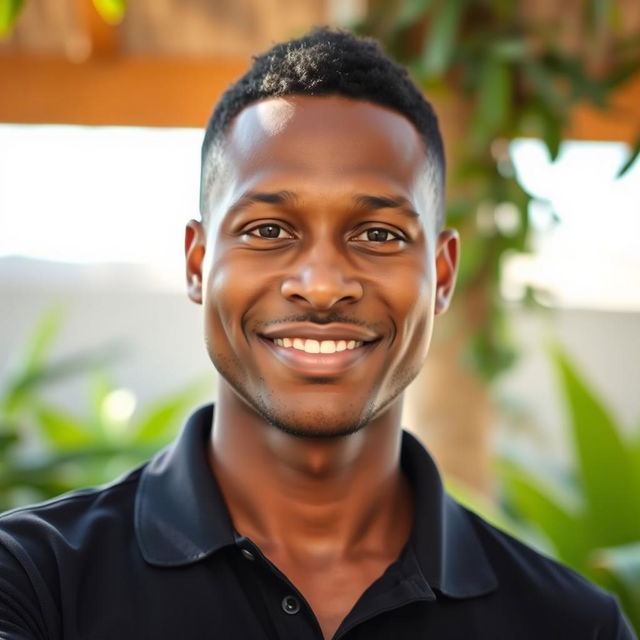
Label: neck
xmin=208 ymin=384 xmax=413 ymax=563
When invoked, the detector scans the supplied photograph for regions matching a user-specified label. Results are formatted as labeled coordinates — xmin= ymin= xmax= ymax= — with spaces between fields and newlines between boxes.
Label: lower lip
xmin=259 ymin=337 xmax=377 ymax=378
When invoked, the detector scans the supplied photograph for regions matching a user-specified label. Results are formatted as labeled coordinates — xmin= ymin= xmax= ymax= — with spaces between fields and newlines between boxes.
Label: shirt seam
xmin=0 ymin=472 xmax=142 ymax=522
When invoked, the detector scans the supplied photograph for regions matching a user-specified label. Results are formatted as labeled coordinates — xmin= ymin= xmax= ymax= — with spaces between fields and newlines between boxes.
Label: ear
xmin=185 ymin=219 xmax=206 ymax=305
xmin=434 ymin=228 xmax=460 ymax=315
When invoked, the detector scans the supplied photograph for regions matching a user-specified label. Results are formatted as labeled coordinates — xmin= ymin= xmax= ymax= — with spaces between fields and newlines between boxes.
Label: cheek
xmin=203 ymin=254 xmax=253 ymax=348
xmin=381 ymin=259 xmax=435 ymax=355
xmin=383 ymin=258 xmax=434 ymax=319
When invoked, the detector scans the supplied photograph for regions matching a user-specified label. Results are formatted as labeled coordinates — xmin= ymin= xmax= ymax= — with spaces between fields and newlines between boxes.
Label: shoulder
xmin=0 ymin=465 xmax=143 ymax=568
xmin=0 ymin=467 xmax=145 ymax=640
xmin=460 ymin=503 xmax=635 ymax=638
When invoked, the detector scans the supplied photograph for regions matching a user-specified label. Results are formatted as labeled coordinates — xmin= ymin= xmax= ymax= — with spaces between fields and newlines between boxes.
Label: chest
xmin=275 ymin=557 xmax=392 ymax=640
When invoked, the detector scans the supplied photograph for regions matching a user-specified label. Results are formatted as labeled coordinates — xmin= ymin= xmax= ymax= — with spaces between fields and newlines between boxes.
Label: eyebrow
xmin=353 ymin=194 xmax=420 ymax=219
xmin=227 ymin=190 xmax=419 ymax=219
xmin=228 ymin=190 xmax=298 ymax=214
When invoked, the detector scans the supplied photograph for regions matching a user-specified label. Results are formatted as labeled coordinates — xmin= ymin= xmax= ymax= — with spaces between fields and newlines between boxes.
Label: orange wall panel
xmin=0 ymin=53 xmax=638 ymax=143
xmin=0 ymin=55 xmax=249 ymax=127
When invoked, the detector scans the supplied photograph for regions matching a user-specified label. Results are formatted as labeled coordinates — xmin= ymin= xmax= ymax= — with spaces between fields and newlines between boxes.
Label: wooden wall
xmin=0 ymin=0 xmax=638 ymax=139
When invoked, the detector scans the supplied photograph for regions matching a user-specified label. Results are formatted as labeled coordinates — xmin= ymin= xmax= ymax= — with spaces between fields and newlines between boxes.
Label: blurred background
xmin=1 ymin=0 xmax=639 ymax=628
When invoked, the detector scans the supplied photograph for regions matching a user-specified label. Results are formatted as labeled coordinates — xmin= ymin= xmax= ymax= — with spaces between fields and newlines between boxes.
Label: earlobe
xmin=185 ymin=219 xmax=206 ymax=305
xmin=434 ymin=229 xmax=460 ymax=315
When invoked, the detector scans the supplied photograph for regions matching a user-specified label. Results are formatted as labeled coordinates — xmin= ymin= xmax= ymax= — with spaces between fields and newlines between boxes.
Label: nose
xmin=280 ymin=247 xmax=364 ymax=310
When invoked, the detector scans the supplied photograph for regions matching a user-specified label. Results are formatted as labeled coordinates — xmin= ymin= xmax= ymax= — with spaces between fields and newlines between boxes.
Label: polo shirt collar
xmin=135 ymin=404 xmax=236 ymax=565
xmin=135 ymin=404 xmax=498 ymax=598
xmin=401 ymin=431 xmax=498 ymax=598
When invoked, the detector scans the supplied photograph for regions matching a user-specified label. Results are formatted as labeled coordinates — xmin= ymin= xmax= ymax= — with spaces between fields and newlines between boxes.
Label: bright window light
xmin=506 ymin=139 xmax=640 ymax=311
xmin=1 ymin=126 xmax=638 ymax=309
xmin=0 ymin=124 xmax=202 ymax=273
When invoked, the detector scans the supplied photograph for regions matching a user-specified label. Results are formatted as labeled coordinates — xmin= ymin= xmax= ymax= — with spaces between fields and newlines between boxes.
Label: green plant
xmin=0 ymin=0 xmax=127 ymax=36
xmin=357 ymin=0 xmax=640 ymax=379
xmin=0 ymin=307 xmax=210 ymax=512
xmin=499 ymin=346 xmax=640 ymax=632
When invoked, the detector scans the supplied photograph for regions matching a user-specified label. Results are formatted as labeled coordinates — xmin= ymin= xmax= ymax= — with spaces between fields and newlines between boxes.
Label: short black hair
xmin=200 ymin=27 xmax=445 ymax=228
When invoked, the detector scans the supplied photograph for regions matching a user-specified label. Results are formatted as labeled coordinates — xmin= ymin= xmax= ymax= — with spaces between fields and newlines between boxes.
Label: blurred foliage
xmin=0 ymin=307 xmax=210 ymax=512
xmin=0 ymin=0 xmax=127 ymax=36
xmin=495 ymin=346 xmax=640 ymax=632
xmin=357 ymin=0 xmax=640 ymax=379
xmin=0 ymin=0 xmax=23 ymax=37
xmin=92 ymin=0 xmax=127 ymax=25
xmin=451 ymin=345 xmax=640 ymax=631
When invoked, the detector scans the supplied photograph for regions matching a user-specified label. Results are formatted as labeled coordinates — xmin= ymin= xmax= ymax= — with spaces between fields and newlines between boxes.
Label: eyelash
xmin=243 ymin=223 xmax=407 ymax=244
xmin=351 ymin=228 xmax=405 ymax=243
xmin=246 ymin=223 xmax=294 ymax=240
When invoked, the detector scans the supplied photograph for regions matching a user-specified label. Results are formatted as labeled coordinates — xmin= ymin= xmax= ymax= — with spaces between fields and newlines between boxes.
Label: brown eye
xmin=248 ymin=224 xmax=292 ymax=239
xmin=366 ymin=229 xmax=390 ymax=242
xmin=353 ymin=227 xmax=403 ymax=243
xmin=259 ymin=224 xmax=281 ymax=238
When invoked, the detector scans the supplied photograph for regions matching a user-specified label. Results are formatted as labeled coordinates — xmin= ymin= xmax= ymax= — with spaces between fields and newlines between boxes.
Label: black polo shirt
xmin=0 ymin=404 xmax=634 ymax=639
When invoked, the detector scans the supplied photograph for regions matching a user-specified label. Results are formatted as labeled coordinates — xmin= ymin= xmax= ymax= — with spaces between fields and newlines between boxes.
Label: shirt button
xmin=281 ymin=595 xmax=301 ymax=615
xmin=239 ymin=548 xmax=255 ymax=561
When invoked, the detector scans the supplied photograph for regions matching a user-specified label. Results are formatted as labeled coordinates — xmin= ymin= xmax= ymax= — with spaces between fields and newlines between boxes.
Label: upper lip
xmin=259 ymin=322 xmax=380 ymax=342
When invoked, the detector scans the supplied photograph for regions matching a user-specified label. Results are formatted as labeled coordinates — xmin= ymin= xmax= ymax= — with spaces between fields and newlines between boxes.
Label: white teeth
xmin=320 ymin=341 xmax=336 ymax=354
xmin=273 ymin=338 xmax=363 ymax=353
xmin=305 ymin=339 xmax=320 ymax=354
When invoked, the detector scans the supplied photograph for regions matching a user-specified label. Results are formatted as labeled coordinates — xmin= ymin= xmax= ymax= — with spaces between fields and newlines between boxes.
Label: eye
xmin=352 ymin=227 xmax=405 ymax=243
xmin=247 ymin=223 xmax=293 ymax=239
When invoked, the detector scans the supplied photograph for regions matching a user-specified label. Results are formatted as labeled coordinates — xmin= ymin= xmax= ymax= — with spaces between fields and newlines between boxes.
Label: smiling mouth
xmin=259 ymin=334 xmax=378 ymax=378
xmin=270 ymin=338 xmax=364 ymax=354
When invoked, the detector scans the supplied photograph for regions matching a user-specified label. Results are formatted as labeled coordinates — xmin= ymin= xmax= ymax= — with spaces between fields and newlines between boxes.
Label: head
xmin=186 ymin=28 xmax=459 ymax=438
xmin=199 ymin=28 xmax=446 ymax=230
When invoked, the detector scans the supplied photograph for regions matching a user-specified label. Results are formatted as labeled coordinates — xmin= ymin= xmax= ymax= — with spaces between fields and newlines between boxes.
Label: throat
xmin=209 ymin=392 xmax=413 ymax=564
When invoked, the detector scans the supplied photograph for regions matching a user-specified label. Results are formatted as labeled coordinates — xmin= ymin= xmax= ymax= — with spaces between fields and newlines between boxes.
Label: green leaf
xmin=590 ymin=542 xmax=640 ymax=633
xmin=0 ymin=0 xmax=24 ymax=37
xmin=537 ymin=103 xmax=562 ymax=161
xmin=394 ymin=0 xmax=437 ymax=30
xmin=551 ymin=346 xmax=640 ymax=546
xmin=500 ymin=459 xmax=591 ymax=571
xmin=92 ymin=0 xmax=127 ymax=25
xmin=33 ymin=404 xmax=95 ymax=450
xmin=585 ymin=0 xmax=610 ymax=33
xmin=420 ymin=0 xmax=465 ymax=80
xmin=617 ymin=136 xmax=640 ymax=178
xmin=2 ymin=345 xmax=125 ymax=416
xmin=445 ymin=476 xmax=523 ymax=540
xmin=130 ymin=379 xmax=210 ymax=446
xmin=21 ymin=307 xmax=64 ymax=375
xmin=525 ymin=61 xmax=565 ymax=113
xmin=490 ymin=38 xmax=529 ymax=63
xmin=474 ymin=59 xmax=512 ymax=141
xmin=603 ymin=59 xmax=640 ymax=93
xmin=0 ymin=430 xmax=18 ymax=453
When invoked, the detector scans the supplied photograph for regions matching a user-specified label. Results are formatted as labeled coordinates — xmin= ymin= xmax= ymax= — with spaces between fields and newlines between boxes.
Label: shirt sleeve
xmin=0 ymin=534 xmax=48 ymax=640
xmin=600 ymin=594 xmax=638 ymax=640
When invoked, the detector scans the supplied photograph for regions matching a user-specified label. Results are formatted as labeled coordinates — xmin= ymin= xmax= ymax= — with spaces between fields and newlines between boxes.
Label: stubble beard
xmin=212 ymin=348 xmax=424 ymax=440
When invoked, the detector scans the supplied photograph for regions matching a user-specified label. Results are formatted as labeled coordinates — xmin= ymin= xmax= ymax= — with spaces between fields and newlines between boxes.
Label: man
xmin=0 ymin=28 xmax=634 ymax=640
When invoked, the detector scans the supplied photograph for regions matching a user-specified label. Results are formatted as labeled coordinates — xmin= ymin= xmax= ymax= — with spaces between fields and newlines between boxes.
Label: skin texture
xmin=185 ymin=96 xmax=459 ymax=639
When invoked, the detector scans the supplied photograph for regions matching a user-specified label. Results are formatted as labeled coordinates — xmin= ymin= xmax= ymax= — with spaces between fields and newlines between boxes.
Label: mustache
xmin=255 ymin=313 xmax=381 ymax=329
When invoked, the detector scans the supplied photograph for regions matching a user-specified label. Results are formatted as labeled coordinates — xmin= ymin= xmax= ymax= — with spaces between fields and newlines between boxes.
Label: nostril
xmin=280 ymin=266 xmax=364 ymax=310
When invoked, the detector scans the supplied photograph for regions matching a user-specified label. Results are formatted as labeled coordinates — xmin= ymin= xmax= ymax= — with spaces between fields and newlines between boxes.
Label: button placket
xmin=281 ymin=595 xmax=301 ymax=615
xmin=240 ymin=547 xmax=256 ymax=561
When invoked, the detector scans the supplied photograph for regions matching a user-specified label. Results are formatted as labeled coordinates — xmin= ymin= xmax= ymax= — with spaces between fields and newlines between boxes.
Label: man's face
xmin=186 ymin=95 xmax=458 ymax=437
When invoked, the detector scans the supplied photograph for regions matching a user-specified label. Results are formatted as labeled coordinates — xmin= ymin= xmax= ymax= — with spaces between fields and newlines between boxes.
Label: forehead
xmin=224 ymin=95 xmax=429 ymax=190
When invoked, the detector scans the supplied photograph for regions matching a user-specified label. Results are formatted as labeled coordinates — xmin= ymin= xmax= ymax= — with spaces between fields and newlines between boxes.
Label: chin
xmin=253 ymin=394 xmax=376 ymax=439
